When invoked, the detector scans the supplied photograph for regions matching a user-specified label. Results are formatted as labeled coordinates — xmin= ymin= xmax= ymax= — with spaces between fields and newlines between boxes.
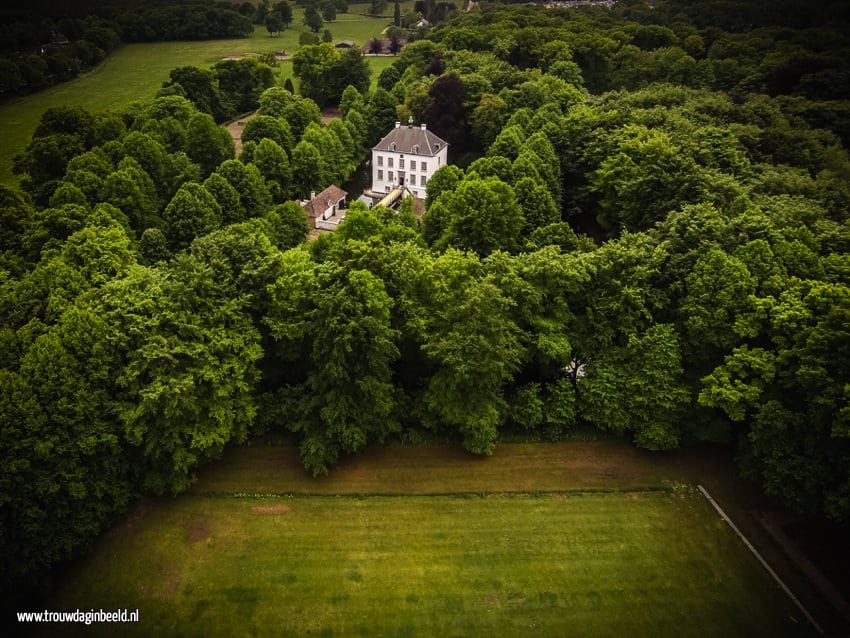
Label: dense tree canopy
xmin=3 ymin=0 xmax=850 ymax=613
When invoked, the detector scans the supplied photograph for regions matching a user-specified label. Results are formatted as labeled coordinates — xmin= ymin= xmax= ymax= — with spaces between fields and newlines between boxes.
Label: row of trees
xmin=0 ymin=2 xmax=255 ymax=102
xmin=161 ymin=57 xmax=277 ymax=124
xmin=0 ymin=14 xmax=120 ymax=101
xmin=292 ymin=44 xmax=371 ymax=106
xmin=10 ymin=58 xmax=277 ymax=208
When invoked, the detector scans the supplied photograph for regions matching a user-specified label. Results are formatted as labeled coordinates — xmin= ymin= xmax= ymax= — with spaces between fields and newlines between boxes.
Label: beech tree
xmin=186 ymin=112 xmax=235 ymax=177
xmin=298 ymin=267 xmax=400 ymax=475
xmin=700 ymin=279 xmax=850 ymax=518
xmin=161 ymin=182 xmax=222 ymax=250
xmin=579 ymin=324 xmax=689 ymax=450
xmin=251 ymin=138 xmax=292 ymax=203
xmin=589 ymin=125 xmax=706 ymax=231
xmin=430 ymin=177 xmax=524 ymax=256
xmin=423 ymin=262 xmax=523 ymax=455
xmin=93 ymin=259 xmax=262 ymax=494
xmin=2 ymin=307 xmax=131 ymax=598
xmin=266 ymin=12 xmax=284 ymax=36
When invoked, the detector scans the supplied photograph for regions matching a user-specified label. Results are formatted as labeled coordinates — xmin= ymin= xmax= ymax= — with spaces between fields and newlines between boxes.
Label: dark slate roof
xmin=372 ymin=124 xmax=448 ymax=157
xmin=301 ymin=185 xmax=347 ymax=219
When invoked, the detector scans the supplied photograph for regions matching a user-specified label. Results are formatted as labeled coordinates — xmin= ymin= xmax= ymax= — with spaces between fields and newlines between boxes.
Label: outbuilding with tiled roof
xmin=301 ymin=185 xmax=347 ymax=226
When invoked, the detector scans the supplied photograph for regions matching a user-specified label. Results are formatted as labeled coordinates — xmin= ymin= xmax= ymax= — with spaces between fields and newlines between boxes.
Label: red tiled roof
xmin=301 ymin=185 xmax=347 ymax=219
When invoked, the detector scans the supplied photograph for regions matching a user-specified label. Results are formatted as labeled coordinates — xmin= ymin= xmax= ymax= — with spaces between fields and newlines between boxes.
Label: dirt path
xmin=226 ymin=113 xmax=257 ymax=156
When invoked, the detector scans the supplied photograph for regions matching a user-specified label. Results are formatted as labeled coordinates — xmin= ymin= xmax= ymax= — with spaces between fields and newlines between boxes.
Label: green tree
xmin=369 ymin=0 xmax=388 ymax=16
xmin=262 ymin=201 xmax=310 ymax=249
xmin=214 ymin=58 xmax=276 ymax=115
xmin=216 ymin=159 xmax=273 ymax=219
xmin=699 ymin=280 xmax=850 ymax=519
xmin=0 ymin=186 xmax=35 ymax=272
xmin=431 ymin=177 xmax=524 ymax=256
xmin=241 ymin=115 xmax=294 ymax=153
xmin=257 ymin=85 xmax=298 ymax=117
xmin=680 ymin=248 xmax=757 ymax=354
xmin=579 ymin=324 xmax=689 ymax=450
xmin=100 ymin=160 xmax=159 ymax=232
xmin=161 ymin=182 xmax=222 ymax=250
xmin=276 ymin=1 xmax=293 ymax=27
xmin=291 ymin=267 xmax=400 ymax=475
xmin=471 ymin=93 xmax=508 ymax=149
xmin=251 ymin=138 xmax=293 ymax=203
xmin=291 ymin=140 xmax=323 ymax=198
xmin=203 ymin=172 xmax=245 ymax=225
xmin=186 ymin=112 xmax=236 ymax=177
xmin=94 ymin=259 xmax=262 ymax=494
xmin=423 ymin=264 xmax=524 ymax=455
xmin=589 ymin=125 xmax=706 ymax=231
xmin=139 ymin=228 xmax=172 ymax=264
xmin=292 ymin=43 xmax=338 ymax=105
xmin=424 ymin=164 xmax=463 ymax=208
xmin=164 ymin=66 xmax=231 ymax=122
xmin=322 ymin=1 xmax=337 ymax=22
xmin=293 ymin=44 xmax=370 ymax=107
xmin=2 ymin=307 xmax=132 ymax=599
xmin=514 ymin=177 xmax=560 ymax=235
xmin=303 ymin=6 xmax=323 ymax=33
xmin=266 ymin=12 xmax=284 ymax=36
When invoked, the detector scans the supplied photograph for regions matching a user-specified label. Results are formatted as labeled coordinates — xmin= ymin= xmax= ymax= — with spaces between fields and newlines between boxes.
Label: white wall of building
xmin=371 ymin=146 xmax=449 ymax=199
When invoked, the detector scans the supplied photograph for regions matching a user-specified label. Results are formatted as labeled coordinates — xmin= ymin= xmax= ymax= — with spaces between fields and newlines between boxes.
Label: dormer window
xmin=413 ymin=145 xmax=419 ymax=153
xmin=390 ymin=142 xmax=396 ymax=151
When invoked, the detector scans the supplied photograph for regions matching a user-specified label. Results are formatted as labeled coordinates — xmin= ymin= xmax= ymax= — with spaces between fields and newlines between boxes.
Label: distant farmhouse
xmin=372 ymin=120 xmax=449 ymax=200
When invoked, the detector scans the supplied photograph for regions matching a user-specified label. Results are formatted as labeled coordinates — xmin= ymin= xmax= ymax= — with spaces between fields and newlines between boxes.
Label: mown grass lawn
xmin=41 ymin=444 xmax=817 ymax=637
xmin=0 ymin=7 xmax=403 ymax=185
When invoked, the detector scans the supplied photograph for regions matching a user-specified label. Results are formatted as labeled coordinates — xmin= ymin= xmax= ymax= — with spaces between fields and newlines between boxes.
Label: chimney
xmin=395 ymin=121 xmax=400 ymax=128
xmin=421 ymin=123 xmax=426 ymax=131
xmin=310 ymin=191 xmax=315 ymax=200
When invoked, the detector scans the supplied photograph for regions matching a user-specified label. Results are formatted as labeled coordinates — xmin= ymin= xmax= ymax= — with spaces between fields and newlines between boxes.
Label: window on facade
xmin=388 ymin=157 xmax=394 ymax=168
xmin=399 ymin=158 xmax=405 ymax=169
xmin=378 ymin=170 xmax=383 ymax=180
xmin=421 ymin=161 xmax=427 ymax=171
xmin=377 ymin=156 xmax=383 ymax=167
xmin=421 ymin=175 xmax=427 ymax=186
xmin=389 ymin=171 xmax=394 ymax=181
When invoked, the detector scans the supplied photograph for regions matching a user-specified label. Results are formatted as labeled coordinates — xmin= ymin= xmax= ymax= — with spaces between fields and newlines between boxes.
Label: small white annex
xmin=371 ymin=120 xmax=449 ymax=199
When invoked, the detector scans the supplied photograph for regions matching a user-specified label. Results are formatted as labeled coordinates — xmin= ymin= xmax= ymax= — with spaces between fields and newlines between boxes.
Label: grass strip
xmin=42 ymin=491 xmax=814 ymax=638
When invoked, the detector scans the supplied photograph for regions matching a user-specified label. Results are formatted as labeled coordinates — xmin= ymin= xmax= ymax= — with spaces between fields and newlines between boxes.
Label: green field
xmin=0 ymin=7 xmax=405 ymax=186
xmin=39 ymin=443 xmax=824 ymax=637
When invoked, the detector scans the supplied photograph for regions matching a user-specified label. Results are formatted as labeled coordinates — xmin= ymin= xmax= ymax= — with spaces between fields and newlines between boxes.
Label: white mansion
xmin=371 ymin=120 xmax=449 ymax=199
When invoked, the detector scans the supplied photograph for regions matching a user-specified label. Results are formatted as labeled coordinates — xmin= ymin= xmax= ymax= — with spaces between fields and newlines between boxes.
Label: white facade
xmin=371 ymin=122 xmax=449 ymax=200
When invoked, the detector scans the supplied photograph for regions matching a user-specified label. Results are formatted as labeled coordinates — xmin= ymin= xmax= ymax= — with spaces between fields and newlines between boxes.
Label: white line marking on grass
xmin=697 ymin=484 xmax=824 ymax=635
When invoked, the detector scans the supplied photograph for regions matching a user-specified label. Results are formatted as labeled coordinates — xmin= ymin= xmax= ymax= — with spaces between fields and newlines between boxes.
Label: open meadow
xmin=39 ymin=442 xmax=831 ymax=637
xmin=0 ymin=6 xmax=405 ymax=186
